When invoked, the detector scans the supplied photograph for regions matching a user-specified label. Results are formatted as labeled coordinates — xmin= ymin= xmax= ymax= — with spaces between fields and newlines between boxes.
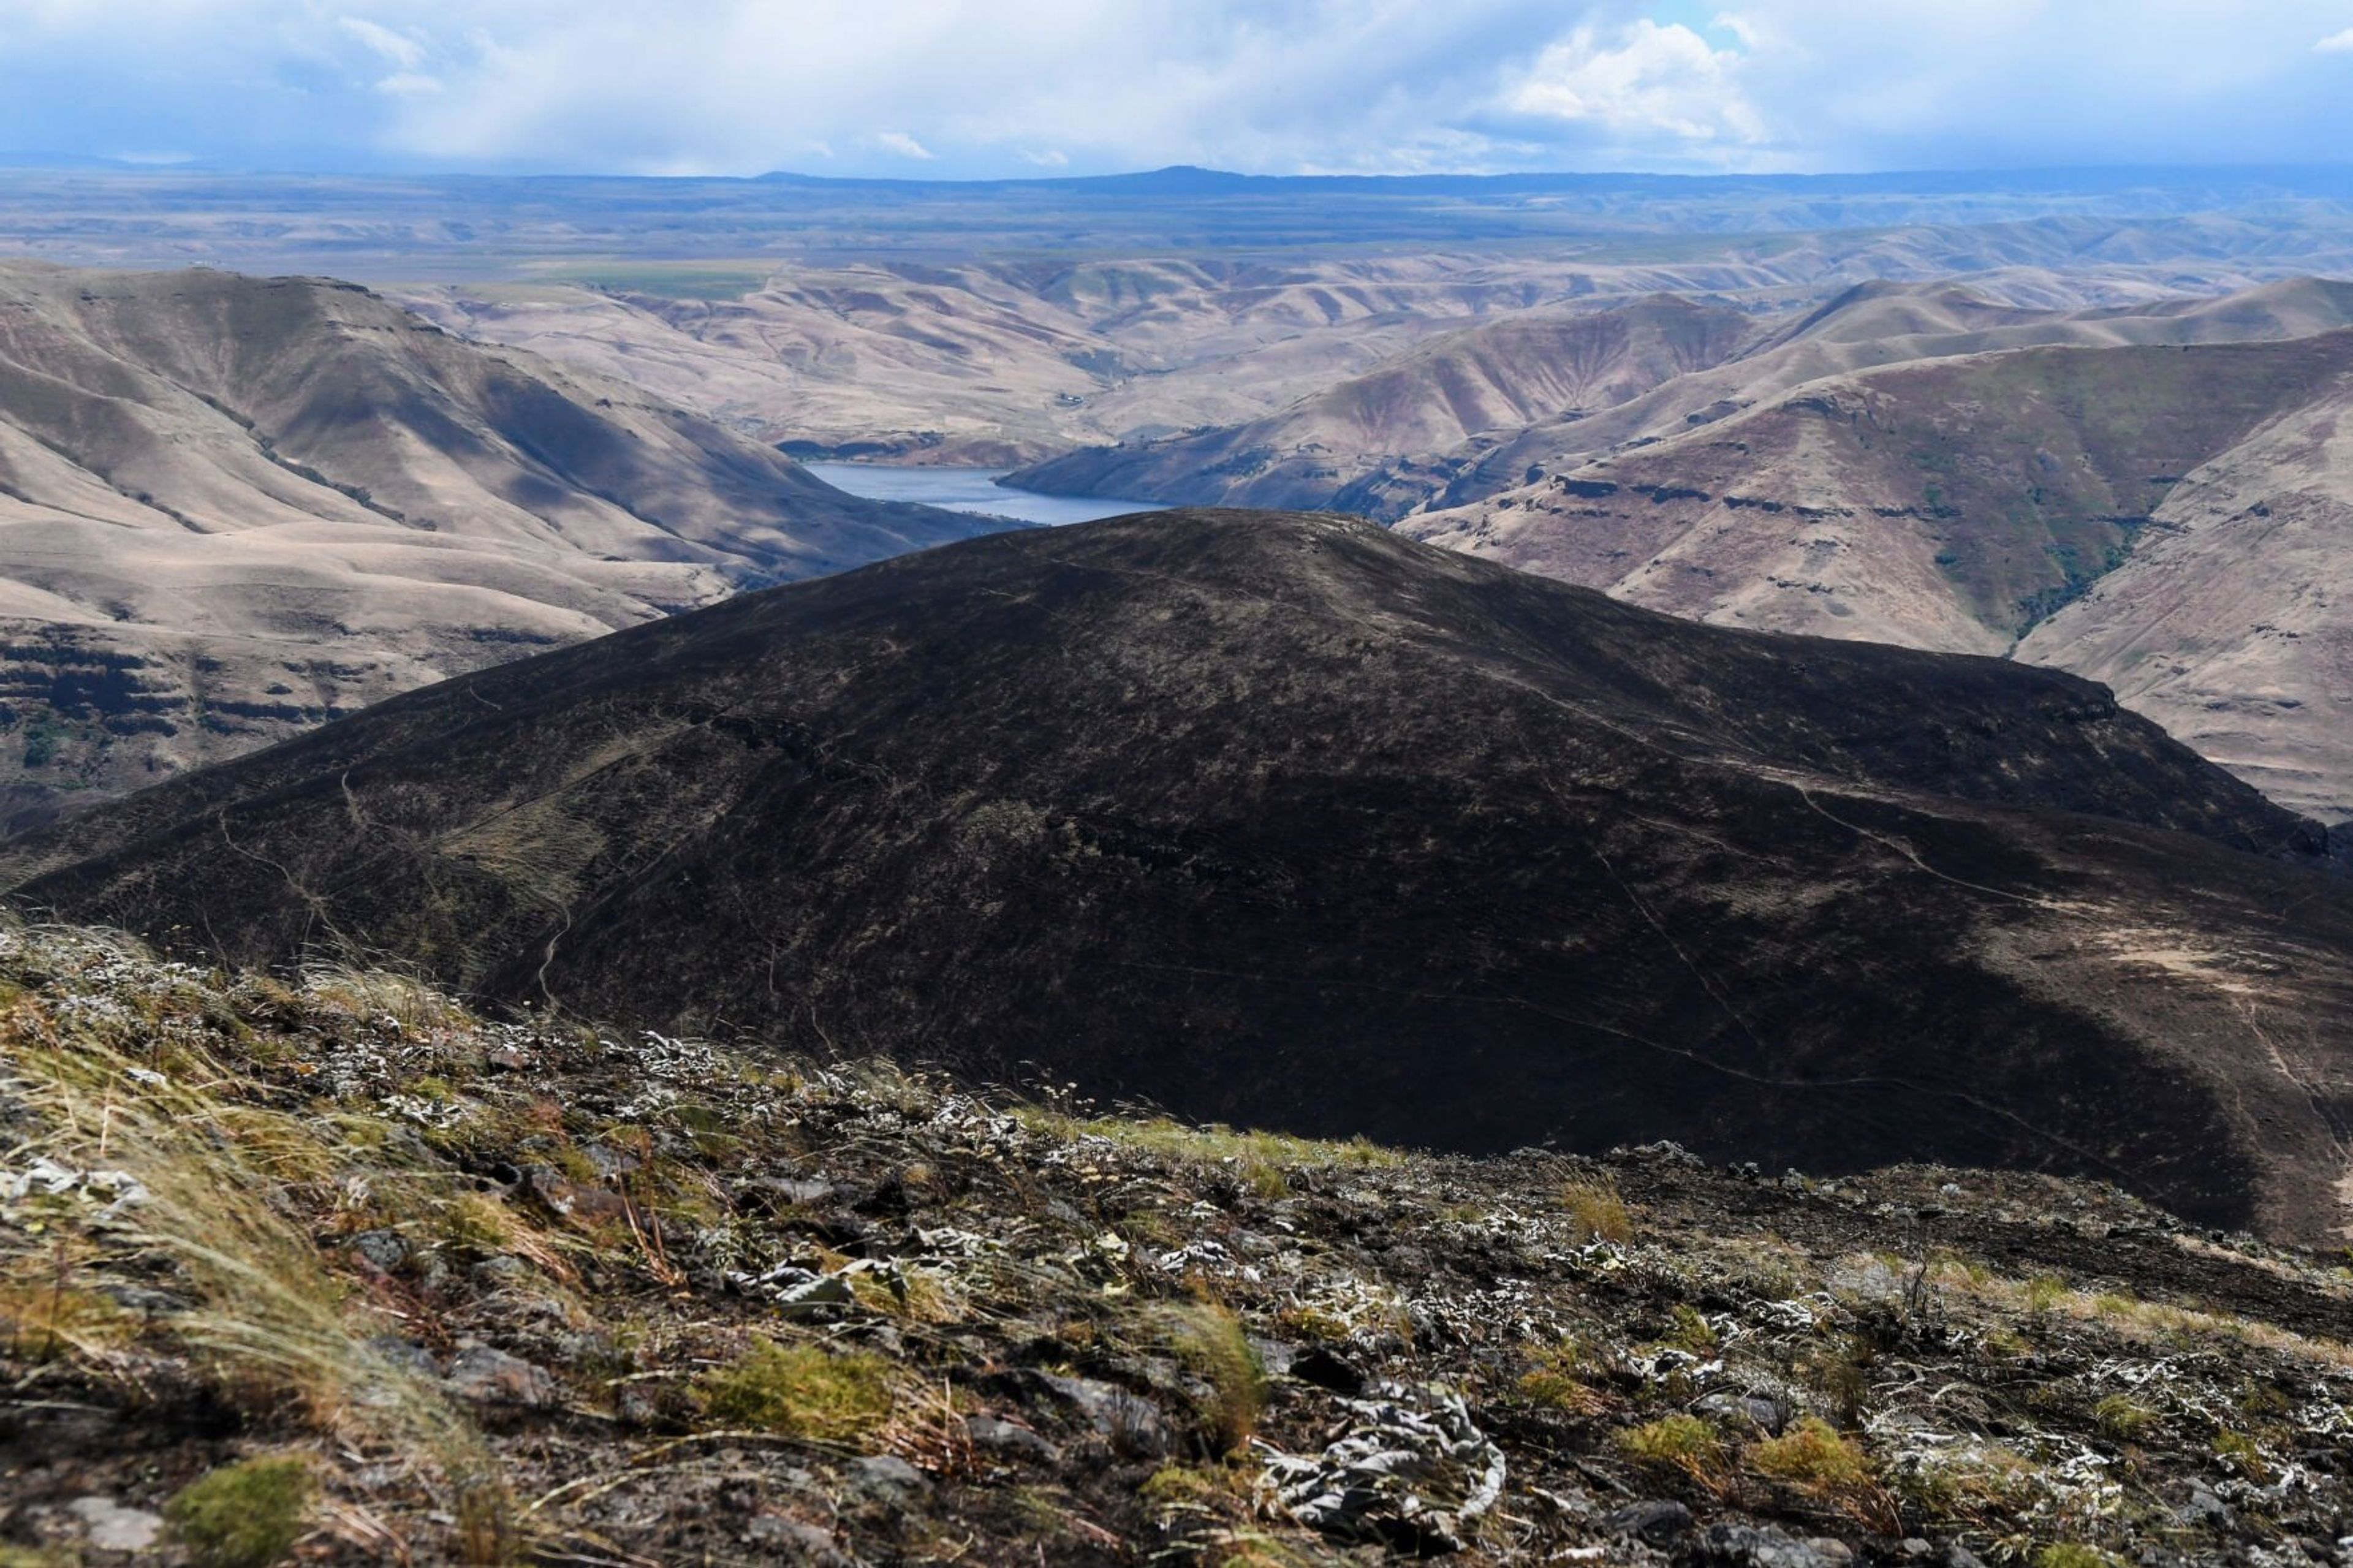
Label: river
xmin=803 ymin=463 xmax=1169 ymax=527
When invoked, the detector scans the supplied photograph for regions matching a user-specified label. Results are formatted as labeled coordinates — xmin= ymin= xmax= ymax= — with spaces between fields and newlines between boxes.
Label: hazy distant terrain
xmin=13 ymin=164 xmax=2353 ymax=468
xmin=4 ymin=164 xmax=2353 ymax=821
xmin=9 ymin=164 xmax=2353 ymax=277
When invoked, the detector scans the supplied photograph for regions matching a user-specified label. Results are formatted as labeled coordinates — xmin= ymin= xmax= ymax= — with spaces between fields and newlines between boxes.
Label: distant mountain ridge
xmin=752 ymin=162 xmax=2353 ymax=206
xmin=10 ymin=512 xmax=2350 ymax=1241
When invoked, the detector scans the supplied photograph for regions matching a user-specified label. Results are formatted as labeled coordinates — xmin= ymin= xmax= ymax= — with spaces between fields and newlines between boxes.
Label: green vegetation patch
xmin=164 ymin=1456 xmax=314 ymax=1568
xmin=695 ymin=1339 xmax=895 ymax=1443
xmin=1618 ymin=1412 xmax=1722 ymax=1474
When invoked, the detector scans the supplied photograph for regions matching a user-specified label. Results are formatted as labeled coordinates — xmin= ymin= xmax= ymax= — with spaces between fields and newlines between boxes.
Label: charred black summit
xmin=8 ymin=512 xmax=2351 ymax=1238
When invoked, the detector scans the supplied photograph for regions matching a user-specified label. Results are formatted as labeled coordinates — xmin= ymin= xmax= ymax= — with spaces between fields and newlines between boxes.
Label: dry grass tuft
xmin=1558 ymin=1178 xmax=1634 ymax=1243
xmin=1751 ymin=1417 xmax=1870 ymax=1489
xmin=2091 ymin=1395 xmax=2158 ymax=1442
xmin=1518 ymin=1338 xmax=1606 ymax=1415
xmin=0 ymin=934 xmax=514 ymax=1552
xmin=1157 ymin=1301 xmax=1268 ymax=1454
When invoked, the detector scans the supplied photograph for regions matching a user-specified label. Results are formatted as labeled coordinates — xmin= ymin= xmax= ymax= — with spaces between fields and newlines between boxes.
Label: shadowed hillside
xmin=8 ymin=512 xmax=2350 ymax=1242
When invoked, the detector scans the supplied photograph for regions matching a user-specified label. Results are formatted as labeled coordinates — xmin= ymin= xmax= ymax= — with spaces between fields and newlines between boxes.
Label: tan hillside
xmin=397 ymin=262 xmax=2353 ymax=477
xmin=1408 ymin=327 xmax=2353 ymax=819
xmin=2016 ymin=376 xmax=2353 ymax=819
xmin=0 ymin=262 xmax=1004 ymax=822
xmin=980 ymin=277 xmax=2353 ymax=519
xmin=1005 ymin=296 xmax=1758 ymax=512
xmin=1366 ymin=276 xmax=2353 ymax=517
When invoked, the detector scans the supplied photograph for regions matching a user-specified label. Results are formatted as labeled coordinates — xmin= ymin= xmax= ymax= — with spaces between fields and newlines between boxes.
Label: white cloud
xmin=337 ymin=16 xmax=425 ymax=69
xmin=2 ymin=1 xmax=2352 ymax=176
xmin=1505 ymin=19 xmax=1764 ymax=147
xmin=1711 ymin=10 xmax=1762 ymax=50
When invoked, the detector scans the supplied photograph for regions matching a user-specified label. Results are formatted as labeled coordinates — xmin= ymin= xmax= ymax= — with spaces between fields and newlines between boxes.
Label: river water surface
xmin=805 ymin=463 xmax=1170 ymax=528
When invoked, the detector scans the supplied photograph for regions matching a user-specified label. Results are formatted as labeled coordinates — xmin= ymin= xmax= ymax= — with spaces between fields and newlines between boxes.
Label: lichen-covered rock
xmin=1262 ymin=1382 xmax=1506 ymax=1552
xmin=443 ymin=1342 xmax=558 ymax=1407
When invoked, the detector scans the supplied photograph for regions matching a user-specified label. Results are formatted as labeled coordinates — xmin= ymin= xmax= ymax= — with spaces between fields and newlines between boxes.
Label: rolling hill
xmin=1005 ymin=296 xmax=1757 ymax=512
xmin=1020 ymin=277 xmax=2353 ymax=522
xmin=9 ymin=512 xmax=2349 ymax=1242
xmin=0 ymin=262 xmax=1006 ymax=821
xmin=1407 ymin=324 xmax=2353 ymax=820
xmin=1401 ymin=275 xmax=2353 ymax=518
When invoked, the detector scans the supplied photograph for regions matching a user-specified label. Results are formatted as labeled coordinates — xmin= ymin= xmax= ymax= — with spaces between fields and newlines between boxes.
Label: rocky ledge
xmin=2 ymin=920 xmax=2349 ymax=1565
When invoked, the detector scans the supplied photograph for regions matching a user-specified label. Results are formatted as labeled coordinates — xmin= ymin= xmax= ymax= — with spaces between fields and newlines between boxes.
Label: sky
xmin=1 ymin=1 xmax=2351 ymax=179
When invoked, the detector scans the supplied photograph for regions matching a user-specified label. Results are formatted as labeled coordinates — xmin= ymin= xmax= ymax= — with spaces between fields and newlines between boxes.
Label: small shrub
xmin=1519 ymin=1338 xmax=1604 ymax=1414
xmin=846 ymin=1262 xmax=956 ymax=1322
xmin=2036 ymin=1546 xmax=2120 ymax=1568
xmin=1889 ymin=1441 xmax=2043 ymax=1524
xmin=2092 ymin=1395 xmax=2157 ymax=1442
xmin=1617 ymin=1414 xmax=1721 ymax=1475
xmin=1273 ymin=1303 xmax=1351 ymax=1343
xmin=1807 ymin=1332 xmax=1877 ymax=1427
xmin=1663 ymin=1304 xmax=1720 ymax=1356
xmin=1238 ymin=1160 xmax=1290 ymax=1200
xmin=695 ymin=1339 xmax=893 ymax=1443
xmin=441 ymin=1192 xmax=520 ymax=1254
xmin=2212 ymin=1428 xmax=2272 ymax=1483
xmin=1751 ymin=1417 xmax=1870 ymax=1490
xmin=1139 ymin=1464 xmax=1230 ymax=1508
xmin=1559 ymin=1180 xmax=1632 ymax=1244
xmin=164 ymin=1456 xmax=313 ymax=1568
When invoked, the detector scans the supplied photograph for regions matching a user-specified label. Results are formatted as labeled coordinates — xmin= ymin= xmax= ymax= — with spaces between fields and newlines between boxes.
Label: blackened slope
xmin=9 ymin=512 xmax=2351 ymax=1240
